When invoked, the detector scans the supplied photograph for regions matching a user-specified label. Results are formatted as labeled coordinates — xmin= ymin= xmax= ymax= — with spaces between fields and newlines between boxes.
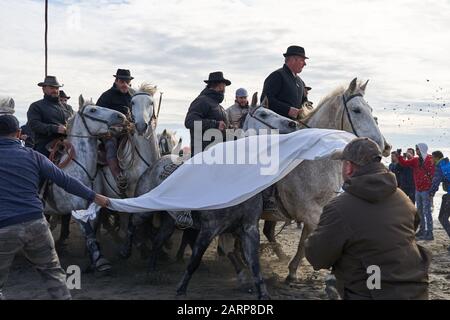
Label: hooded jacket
xmin=398 ymin=144 xmax=435 ymax=192
xmin=305 ymin=162 xmax=431 ymax=300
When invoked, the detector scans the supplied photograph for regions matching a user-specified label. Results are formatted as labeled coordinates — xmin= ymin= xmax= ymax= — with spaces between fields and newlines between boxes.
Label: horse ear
xmin=79 ymin=95 xmax=85 ymax=110
xmin=162 ymin=129 xmax=167 ymax=135
xmin=346 ymin=78 xmax=358 ymax=95
xmin=360 ymin=79 xmax=369 ymax=92
xmin=9 ymin=98 xmax=15 ymax=111
xmin=178 ymin=137 xmax=182 ymax=143
xmin=262 ymin=96 xmax=269 ymax=108
xmin=251 ymin=92 xmax=258 ymax=107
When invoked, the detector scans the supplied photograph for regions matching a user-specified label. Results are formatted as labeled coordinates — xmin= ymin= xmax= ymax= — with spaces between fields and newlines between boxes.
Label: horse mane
xmin=137 ymin=83 xmax=158 ymax=96
xmin=302 ymin=81 xmax=366 ymax=122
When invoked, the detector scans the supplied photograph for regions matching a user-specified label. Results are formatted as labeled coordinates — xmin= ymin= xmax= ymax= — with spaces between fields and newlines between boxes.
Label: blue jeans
xmin=416 ymin=191 xmax=433 ymax=233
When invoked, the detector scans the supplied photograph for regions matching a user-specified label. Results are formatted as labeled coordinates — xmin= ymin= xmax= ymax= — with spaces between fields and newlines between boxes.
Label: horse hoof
xmin=285 ymin=275 xmax=297 ymax=284
xmin=176 ymin=290 xmax=187 ymax=297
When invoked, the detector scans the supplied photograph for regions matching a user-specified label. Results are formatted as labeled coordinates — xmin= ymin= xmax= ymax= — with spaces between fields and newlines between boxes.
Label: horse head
xmin=131 ymin=83 xmax=157 ymax=136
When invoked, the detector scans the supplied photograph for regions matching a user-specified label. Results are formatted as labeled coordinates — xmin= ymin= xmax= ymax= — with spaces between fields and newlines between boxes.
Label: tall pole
xmin=44 ymin=0 xmax=48 ymax=76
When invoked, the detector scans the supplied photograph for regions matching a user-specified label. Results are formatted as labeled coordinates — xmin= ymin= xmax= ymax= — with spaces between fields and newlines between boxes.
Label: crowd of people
xmin=389 ymin=144 xmax=450 ymax=246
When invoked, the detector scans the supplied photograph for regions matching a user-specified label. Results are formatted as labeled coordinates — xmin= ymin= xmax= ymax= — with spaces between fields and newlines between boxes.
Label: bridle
xmin=247 ymin=105 xmax=278 ymax=130
xmin=340 ymin=93 xmax=363 ymax=137
xmin=65 ymin=105 xmax=116 ymax=139
xmin=297 ymin=94 xmax=363 ymax=137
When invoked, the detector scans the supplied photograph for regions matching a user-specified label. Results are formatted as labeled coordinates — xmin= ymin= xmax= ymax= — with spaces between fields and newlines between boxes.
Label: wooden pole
xmin=44 ymin=0 xmax=48 ymax=76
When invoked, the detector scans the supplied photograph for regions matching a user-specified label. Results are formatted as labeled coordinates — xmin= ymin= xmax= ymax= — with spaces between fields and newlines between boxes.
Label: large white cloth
xmin=107 ymin=129 xmax=355 ymax=213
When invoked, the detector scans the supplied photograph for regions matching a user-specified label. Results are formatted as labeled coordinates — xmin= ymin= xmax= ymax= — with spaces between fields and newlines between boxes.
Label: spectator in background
xmin=430 ymin=151 xmax=450 ymax=251
xmin=398 ymin=143 xmax=435 ymax=241
xmin=389 ymin=150 xmax=415 ymax=203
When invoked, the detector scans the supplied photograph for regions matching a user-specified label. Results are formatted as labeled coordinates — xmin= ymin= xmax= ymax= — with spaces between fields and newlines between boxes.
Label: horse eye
xmin=353 ymin=108 xmax=361 ymax=114
xmin=260 ymin=112 xmax=267 ymax=117
xmin=90 ymin=108 xmax=97 ymax=113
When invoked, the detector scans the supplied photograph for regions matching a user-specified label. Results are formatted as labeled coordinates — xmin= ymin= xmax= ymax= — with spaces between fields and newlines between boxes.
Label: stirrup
xmin=175 ymin=211 xmax=193 ymax=229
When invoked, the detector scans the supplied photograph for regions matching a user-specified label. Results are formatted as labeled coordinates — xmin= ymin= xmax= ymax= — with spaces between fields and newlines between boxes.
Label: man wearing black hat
xmin=0 ymin=115 xmax=109 ymax=300
xmin=261 ymin=45 xmax=310 ymax=119
xmin=59 ymin=90 xmax=74 ymax=116
xmin=305 ymin=138 xmax=431 ymax=300
xmin=96 ymin=69 xmax=134 ymax=193
xmin=185 ymin=72 xmax=230 ymax=155
xmin=27 ymin=76 xmax=72 ymax=157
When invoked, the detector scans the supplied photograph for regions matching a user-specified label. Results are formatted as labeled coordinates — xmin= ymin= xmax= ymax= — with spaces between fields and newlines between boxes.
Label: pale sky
xmin=0 ymin=0 xmax=448 ymax=152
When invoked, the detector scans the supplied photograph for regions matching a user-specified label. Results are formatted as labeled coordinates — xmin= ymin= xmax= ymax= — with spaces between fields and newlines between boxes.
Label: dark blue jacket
xmin=0 ymin=137 xmax=96 ymax=228
xmin=389 ymin=163 xmax=415 ymax=192
xmin=430 ymin=157 xmax=450 ymax=196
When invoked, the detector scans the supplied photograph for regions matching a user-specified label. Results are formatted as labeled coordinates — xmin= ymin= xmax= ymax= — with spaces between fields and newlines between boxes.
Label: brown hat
xmin=38 ymin=75 xmax=63 ymax=88
xmin=331 ymin=137 xmax=382 ymax=166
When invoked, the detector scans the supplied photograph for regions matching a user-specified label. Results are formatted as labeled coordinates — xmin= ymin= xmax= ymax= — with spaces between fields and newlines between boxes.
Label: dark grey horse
xmin=126 ymin=103 xmax=298 ymax=299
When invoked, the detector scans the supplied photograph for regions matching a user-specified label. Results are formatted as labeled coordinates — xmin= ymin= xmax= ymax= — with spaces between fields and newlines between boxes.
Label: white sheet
xmin=106 ymin=129 xmax=355 ymax=213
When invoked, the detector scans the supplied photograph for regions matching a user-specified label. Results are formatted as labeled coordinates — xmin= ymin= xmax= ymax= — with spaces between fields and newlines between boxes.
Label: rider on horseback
xmin=96 ymin=69 xmax=134 ymax=195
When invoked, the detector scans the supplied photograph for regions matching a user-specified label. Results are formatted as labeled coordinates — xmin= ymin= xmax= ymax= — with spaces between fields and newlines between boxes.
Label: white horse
xmin=243 ymin=78 xmax=391 ymax=285
xmin=95 ymin=84 xmax=162 ymax=256
xmin=0 ymin=96 xmax=15 ymax=115
xmin=97 ymin=83 xmax=160 ymax=200
xmin=158 ymin=129 xmax=183 ymax=156
xmin=44 ymin=96 xmax=128 ymax=271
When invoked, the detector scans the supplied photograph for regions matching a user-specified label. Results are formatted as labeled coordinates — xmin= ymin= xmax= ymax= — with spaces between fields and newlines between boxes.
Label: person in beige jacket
xmin=305 ymin=138 xmax=431 ymax=300
xmin=226 ymin=88 xmax=249 ymax=129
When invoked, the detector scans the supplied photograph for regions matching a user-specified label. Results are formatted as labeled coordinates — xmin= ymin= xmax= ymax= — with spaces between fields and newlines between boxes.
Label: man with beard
xmin=27 ymin=76 xmax=71 ymax=157
xmin=185 ymin=71 xmax=230 ymax=156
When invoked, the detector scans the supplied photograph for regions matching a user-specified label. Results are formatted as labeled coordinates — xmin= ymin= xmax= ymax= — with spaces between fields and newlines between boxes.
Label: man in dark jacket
xmin=59 ymin=90 xmax=74 ymax=116
xmin=261 ymin=45 xmax=309 ymax=119
xmin=185 ymin=72 xmax=230 ymax=156
xmin=305 ymin=137 xmax=431 ymax=300
xmin=96 ymin=69 xmax=134 ymax=194
xmin=27 ymin=76 xmax=72 ymax=157
xmin=0 ymin=115 xmax=109 ymax=300
xmin=389 ymin=151 xmax=415 ymax=203
xmin=430 ymin=151 xmax=450 ymax=250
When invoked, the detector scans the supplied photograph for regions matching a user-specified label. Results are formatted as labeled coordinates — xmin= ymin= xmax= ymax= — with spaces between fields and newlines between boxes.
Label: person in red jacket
xmin=398 ymin=143 xmax=435 ymax=240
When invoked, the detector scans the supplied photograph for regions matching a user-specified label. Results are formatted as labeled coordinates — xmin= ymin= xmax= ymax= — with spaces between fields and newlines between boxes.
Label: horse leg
xmin=226 ymin=237 xmax=252 ymax=292
xmin=240 ymin=225 xmax=270 ymax=300
xmin=119 ymin=214 xmax=136 ymax=259
xmin=59 ymin=214 xmax=71 ymax=242
xmin=55 ymin=214 xmax=71 ymax=251
xmin=75 ymin=217 xmax=111 ymax=273
xmin=176 ymin=228 xmax=198 ymax=262
xmin=176 ymin=228 xmax=217 ymax=296
xmin=147 ymin=214 xmax=176 ymax=273
xmin=263 ymin=221 xmax=288 ymax=261
xmin=286 ymin=223 xmax=312 ymax=283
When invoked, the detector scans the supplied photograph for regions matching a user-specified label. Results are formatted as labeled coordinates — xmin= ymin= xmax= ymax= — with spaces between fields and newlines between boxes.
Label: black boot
xmin=86 ymin=238 xmax=112 ymax=272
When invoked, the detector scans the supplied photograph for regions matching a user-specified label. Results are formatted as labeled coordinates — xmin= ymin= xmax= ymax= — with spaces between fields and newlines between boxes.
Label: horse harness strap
xmin=341 ymin=93 xmax=362 ymax=137
xmin=248 ymin=105 xmax=278 ymax=130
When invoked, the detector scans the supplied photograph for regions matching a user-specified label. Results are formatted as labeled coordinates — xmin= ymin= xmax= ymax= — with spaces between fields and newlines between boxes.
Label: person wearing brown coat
xmin=305 ymin=137 xmax=431 ymax=300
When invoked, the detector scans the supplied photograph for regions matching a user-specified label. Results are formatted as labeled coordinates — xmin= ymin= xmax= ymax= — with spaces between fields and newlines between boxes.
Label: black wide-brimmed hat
xmin=204 ymin=71 xmax=231 ymax=86
xmin=283 ymin=45 xmax=309 ymax=59
xmin=38 ymin=76 xmax=63 ymax=87
xmin=59 ymin=90 xmax=70 ymax=99
xmin=113 ymin=69 xmax=134 ymax=80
